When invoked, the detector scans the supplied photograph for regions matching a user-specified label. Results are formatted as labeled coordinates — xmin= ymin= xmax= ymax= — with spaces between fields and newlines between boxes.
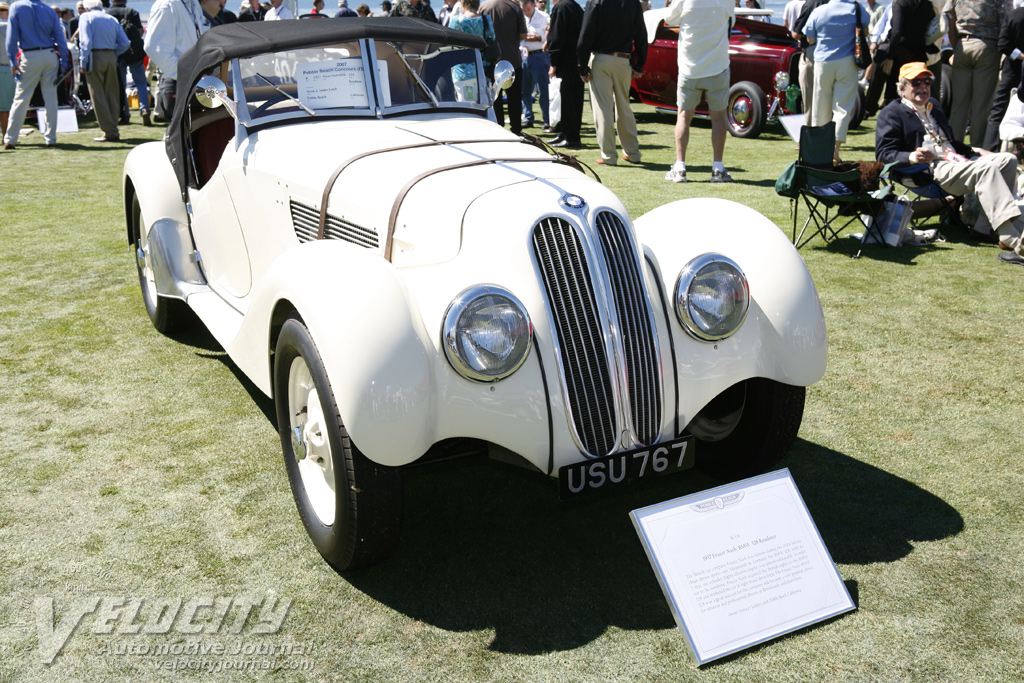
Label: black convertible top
xmin=168 ymin=18 xmax=487 ymax=199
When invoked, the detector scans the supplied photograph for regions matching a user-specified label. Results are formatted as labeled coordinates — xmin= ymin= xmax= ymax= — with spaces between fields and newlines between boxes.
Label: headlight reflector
xmin=443 ymin=286 xmax=532 ymax=382
xmin=675 ymin=254 xmax=749 ymax=341
xmin=774 ymin=71 xmax=790 ymax=91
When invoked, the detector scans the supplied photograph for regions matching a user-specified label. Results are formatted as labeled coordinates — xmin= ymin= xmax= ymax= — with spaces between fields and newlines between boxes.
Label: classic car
xmin=123 ymin=18 xmax=827 ymax=571
xmin=631 ymin=8 xmax=803 ymax=138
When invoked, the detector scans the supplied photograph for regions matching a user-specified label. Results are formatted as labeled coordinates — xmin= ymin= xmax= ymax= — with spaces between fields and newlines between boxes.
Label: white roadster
xmin=123 ymin=18 xmax=827 ymax=571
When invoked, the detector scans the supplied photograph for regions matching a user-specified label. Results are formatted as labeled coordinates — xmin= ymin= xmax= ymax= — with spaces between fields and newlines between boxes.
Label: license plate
xmin=558 ymin=435 xmax=696 ymax=500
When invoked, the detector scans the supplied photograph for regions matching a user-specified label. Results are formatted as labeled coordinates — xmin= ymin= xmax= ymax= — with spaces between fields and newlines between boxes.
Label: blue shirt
xmin=78 ymin=10 xmax=129 ymax=71
xmin=5 ymin=0 xmax=70 ymax=69
xmin=804 ymin=0 xmax=861 ymax=62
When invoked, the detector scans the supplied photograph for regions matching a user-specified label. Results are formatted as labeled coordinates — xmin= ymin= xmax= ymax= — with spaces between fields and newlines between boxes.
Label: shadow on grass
xmin=343 ymin=437 xmax=962 ymax=654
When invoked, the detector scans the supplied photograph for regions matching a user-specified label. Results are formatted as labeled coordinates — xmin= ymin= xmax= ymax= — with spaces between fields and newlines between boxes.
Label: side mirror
xmin=487 ymin=60 xmax=516 ymax=107
xmin=195 ymin=76 xmax=236 ymax=118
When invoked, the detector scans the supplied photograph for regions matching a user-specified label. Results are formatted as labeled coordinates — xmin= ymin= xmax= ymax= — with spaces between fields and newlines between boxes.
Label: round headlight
xmin=774 ymin=71 xmax=790 ymax=91
xmin=443 ymin=286 xmax=532 ymax=382
xmin=675 ymin=254 xmax=749 ymax=342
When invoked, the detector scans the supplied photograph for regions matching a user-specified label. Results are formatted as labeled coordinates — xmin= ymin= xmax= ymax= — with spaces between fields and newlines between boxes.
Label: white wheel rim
xmin=288 ymin=356 xmax=336 ymax=526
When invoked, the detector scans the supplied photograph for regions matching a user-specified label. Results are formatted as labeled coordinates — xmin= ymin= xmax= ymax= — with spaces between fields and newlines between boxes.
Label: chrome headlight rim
xmin=442 ymin=284 xmax=533 ymax=383
xmin=774 ymin=71 xmax=790 ymax=92
xmin=674 ymin=254 xmax=750 ymax=342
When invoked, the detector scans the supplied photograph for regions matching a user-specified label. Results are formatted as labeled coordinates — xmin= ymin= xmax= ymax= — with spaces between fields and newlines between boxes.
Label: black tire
xmin=726 ymin=81 xmax=767 ymax=139
xmin=688 ymin=378 xmax=806 ymax=481
xmin=129 ymin=193 xmax=191 ymax=334
xmin=274 ymin=316 xmax=402 ymax=571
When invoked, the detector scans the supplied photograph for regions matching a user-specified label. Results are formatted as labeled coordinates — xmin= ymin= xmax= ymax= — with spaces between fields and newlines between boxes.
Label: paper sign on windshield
xmin=297 ymin=59 xmax=368 ymax=108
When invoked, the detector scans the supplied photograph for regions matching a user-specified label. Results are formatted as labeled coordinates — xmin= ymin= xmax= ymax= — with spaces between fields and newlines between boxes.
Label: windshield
xmin=236 ymin=39 xmax=484 ymax=122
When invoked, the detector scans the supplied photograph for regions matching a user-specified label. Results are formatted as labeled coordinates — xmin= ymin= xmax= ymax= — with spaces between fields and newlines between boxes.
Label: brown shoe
xmin=621 ymin=154 xmax=642 ymax=164
xmin=141 ymin=109 xmax=152 ymax=127
xmin=595 ymin=158 xmax=616 ymax=166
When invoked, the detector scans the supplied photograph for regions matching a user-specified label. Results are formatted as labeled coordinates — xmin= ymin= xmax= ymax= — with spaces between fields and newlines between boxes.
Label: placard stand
xmin=631 ymin=469 xmax=855 ymax=665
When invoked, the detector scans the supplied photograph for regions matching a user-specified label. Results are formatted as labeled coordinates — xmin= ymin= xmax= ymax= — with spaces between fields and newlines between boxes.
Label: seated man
xmin=876 ymin=62 xmax=1024 ymax=265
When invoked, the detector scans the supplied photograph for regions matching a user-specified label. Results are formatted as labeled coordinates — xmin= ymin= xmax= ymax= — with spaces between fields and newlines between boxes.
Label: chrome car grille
xmin=532 ymin=214 xmax=662 ymax=457
xmin=594 ymin=211 xmax=662 ymax=446
xmin=289 ymin=200 xmax=379 ymax=248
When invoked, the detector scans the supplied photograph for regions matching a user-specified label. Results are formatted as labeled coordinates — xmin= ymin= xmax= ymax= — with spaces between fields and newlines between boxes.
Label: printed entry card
xmin=296 ymin=59 xmax=369 ymax=109
xmin=630 ymin=469 xmax=855 ymax=665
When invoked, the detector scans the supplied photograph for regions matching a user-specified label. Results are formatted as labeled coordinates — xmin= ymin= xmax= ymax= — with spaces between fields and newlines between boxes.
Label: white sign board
xmin=779 ymin=113 xmax=805 ymax=145
xmin=296 ymin=59 xmax=369 ymax=109
xmin=630 ymin=469 xmax=854 ymax=665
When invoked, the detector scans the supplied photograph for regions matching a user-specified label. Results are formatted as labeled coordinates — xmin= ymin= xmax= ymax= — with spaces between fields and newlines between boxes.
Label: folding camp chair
xmin=881 ymin=162 xmax=963 ymax=232
xmin=784 ymin=122 xmax=891 ymax=257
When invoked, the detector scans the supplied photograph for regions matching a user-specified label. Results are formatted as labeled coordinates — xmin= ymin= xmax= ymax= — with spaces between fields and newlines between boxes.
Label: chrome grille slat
xmin=289 ymin=200 xmax=380 ymax=249
xmin=533 ymin=217 xmax=616 ymax=456
xmin=595 ymin=211 xmax=662 ymax=446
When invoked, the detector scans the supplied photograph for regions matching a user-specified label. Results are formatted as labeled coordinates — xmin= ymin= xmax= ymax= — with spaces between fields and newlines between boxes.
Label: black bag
xmin=482 ymin=15 xmax=500 ymax=64
xmin=854 ymin=5 xmax=871 ymax=69
xmin=118 ymin=9 xmax=146 ymax=65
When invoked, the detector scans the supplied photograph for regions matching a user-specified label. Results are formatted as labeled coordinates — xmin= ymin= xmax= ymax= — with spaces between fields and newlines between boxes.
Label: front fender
xmin=635 ymin=198 xmax=827 ymax=390
xmin=123 ymin=141 xmax=188 ymax=247
xmin=229 ymin=241 xmax=435 ymax=467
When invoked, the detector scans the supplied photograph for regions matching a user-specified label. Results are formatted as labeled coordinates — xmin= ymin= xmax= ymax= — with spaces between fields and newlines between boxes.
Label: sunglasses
xmin=910 ymin=78 xmax=933 ymax=87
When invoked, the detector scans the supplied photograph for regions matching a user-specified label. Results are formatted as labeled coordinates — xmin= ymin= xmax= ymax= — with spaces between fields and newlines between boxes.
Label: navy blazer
xmin=875 ymin=97 xmax=975 ymax=166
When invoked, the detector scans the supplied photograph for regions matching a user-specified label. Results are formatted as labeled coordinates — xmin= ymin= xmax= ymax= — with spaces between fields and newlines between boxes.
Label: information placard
xmin=630 ymin=469 xmax=855 ymax=665
xmin=296 ymin=58 xmax=368 ymax=109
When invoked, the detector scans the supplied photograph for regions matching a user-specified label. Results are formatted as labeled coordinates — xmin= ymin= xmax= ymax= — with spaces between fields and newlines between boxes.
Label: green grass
xmin=1 ymin=101 xmax=1023 ymax=682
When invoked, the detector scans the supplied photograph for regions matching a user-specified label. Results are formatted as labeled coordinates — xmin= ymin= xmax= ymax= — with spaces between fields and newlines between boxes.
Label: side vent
xmin=289 ymin=200 xmax=380 ymax=249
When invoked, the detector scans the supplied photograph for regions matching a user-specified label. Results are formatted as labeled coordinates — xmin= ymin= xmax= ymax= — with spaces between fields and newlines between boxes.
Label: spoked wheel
xmin=274 ymin=315 xmax=402 ymax=571
xmin=129 ymin=193 xmax=190 ymax=333
xmin=687 ymin=378 xmax=806 ymax=481
xmin=726 ymin=81 xmax=767 ymax=139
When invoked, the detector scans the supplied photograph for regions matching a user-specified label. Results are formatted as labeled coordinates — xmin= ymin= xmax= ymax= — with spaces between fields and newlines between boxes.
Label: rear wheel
xmin=687 ymin=378 xmax=806 ymax=481
xmin=129 ymin=193 xmax=190 ymax=333
xmin=274 ymin=316 xmax=402 ymax=571
xmin=726 ymin=81 xmax=767 ymax=139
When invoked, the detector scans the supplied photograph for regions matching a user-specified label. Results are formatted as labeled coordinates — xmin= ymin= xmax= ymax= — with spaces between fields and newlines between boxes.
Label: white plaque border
xmin=630 ymin=468 xmax=855 ymax=666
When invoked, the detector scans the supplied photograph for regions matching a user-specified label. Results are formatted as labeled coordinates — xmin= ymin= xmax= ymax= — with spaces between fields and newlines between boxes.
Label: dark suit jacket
xmin=875 ymin=97 xmax=975 ymax=166
xmin=547 ymin=0 xmax=584 ymax=74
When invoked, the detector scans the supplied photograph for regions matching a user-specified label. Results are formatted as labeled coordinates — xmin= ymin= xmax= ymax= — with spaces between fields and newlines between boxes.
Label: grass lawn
xmin=1 ymin=99 xmax=1023 ymax=683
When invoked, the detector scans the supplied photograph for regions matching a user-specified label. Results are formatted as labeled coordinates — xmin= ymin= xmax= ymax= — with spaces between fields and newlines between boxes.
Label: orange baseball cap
xmin=899 ymin=62 xmax=934 ymax=81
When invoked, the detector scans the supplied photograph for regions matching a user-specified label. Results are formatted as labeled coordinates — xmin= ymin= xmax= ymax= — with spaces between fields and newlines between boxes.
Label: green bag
xmin=775 ymin=161 xmax=801 ymax=199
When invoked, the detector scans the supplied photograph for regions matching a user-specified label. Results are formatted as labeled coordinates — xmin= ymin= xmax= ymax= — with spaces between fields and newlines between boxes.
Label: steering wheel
xmin=251 ymin=94 xmax=291 ymax=116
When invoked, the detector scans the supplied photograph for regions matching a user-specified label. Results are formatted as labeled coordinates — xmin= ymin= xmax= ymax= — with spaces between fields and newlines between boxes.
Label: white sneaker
xmin=665 ymin=163 xmax=686 ymax=183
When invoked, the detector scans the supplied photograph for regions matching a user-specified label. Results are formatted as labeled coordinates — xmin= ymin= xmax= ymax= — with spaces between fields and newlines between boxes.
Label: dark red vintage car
xmin=631 ymin=8 xmax=802 ymax=138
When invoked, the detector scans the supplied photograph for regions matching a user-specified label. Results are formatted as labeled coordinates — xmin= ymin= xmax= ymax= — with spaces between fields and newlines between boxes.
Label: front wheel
xmin=726 ymin=81 xmax=767 ymax=139
xmin=687 ymin=378 xmax=806 ymax=481
xmin=274 ymin=316 xmax=402 ymax=571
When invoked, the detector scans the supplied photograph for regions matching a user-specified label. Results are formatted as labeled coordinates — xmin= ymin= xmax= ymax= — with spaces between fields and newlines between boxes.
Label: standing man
xmin=78 ymin=0 xmax=128 ymax=141
xmin=482 ymin=0 xmax=526 ymax=135
xmin=265 ymin=0 xmax=294 ymax=20
xmin=546 ymin=0 xmax=583 ymax=147
xmin=663 ymin=0 xmax=734 ymax=183
xmin=334 ymin=0 xmax=357 ymax=16
xmin=943 ymin=0 xmax=1003 ymax=147
xmin=390 ymin=0 xmax=437 ymax=21
xmin=3 ymin=0 xmax=71 ymax=149
xmin=790 ymin=0 xmax=826 ymax=126
xmin=576 ymin=0 xmax=647 ymax=166
xmin=144 ymin=0 xmax=208 ymax=123
xmin=984 ymin=2 xmax=1024 ymax=151
xmin=438 ymin=0 xmax=457 ymax=25
xmin=0 ymin=2 xmax=13 ymax=141
xmin=237 ymin=0 xmax=266 ymax=20
xmin=106 ymin=0 xmax=149 ymax=126
xmin=520 ymin=0 xmax=550 ymax=130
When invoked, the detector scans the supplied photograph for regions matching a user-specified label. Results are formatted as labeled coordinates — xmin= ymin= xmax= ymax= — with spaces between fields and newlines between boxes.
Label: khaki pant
xmin=933 ymin=152 xmax=1020 ymax=232
xmin=86 ymin=50 xmax=121 ymax=138
xmin=4 ymin=49 xmax=59 ymax=146
xmin=811 ymin=56 xmax=858 ymax=143
xmin=949 ymin=38 xmax=1000 ymax=148
xmin=588 ymin=53 xmax=640 ymax=164
xmin=799 ymin=52 xmax=814 ymax=127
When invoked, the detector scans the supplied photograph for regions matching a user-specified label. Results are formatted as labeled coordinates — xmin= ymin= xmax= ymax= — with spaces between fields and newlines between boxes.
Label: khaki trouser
xmin=4 ymin=49 xmax=59 ymax=146
xmin=948 ymin=38 xmax=1000 ymax=148
xmin=86 ymin=50 xmax=120 ymax=138
xmin=933 ymin=152 xmax=1020 ymax=234
xmin=799 ymin=51 xmax=815 ymax=127
xmin=811 ymin=56 xmax=858 ymax=143
xmin=588 ymin=53 xmax=641 ymax=164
